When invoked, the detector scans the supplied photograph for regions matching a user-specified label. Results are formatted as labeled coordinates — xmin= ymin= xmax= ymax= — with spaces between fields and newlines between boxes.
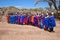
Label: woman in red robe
xmin=7 ymin=15 xmax=10 ymax=23
xmin=24 ymin=16 xmax=28 ymax=25
xmin=30 ymin=15 xmax=34 ymax=26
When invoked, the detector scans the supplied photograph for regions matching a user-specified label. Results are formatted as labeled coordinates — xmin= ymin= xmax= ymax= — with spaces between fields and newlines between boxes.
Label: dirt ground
xmin=0 ymin=19 xmax=60 ymax=40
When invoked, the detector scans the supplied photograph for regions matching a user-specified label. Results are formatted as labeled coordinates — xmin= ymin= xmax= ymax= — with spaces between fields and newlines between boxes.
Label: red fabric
xmin=24 ymin=17 xmax=28 ymax=24
xmin=36 ymin=16 xmax=40 ymax=27
xmin=31 ymin=16 xmax=34 ymax=23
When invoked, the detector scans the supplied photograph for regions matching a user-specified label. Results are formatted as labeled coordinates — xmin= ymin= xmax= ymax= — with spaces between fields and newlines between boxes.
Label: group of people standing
xmin=7 ymin=12 xmax=56 ymax=32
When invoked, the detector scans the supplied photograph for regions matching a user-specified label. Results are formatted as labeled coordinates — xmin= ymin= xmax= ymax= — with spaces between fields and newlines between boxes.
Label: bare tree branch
xmin=34 ymin=0 xmax=58 ymax=10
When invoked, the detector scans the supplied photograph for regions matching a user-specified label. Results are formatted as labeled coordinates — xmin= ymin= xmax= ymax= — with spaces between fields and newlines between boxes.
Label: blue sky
xmin=0 ymin=0 xmax=49 ymax=8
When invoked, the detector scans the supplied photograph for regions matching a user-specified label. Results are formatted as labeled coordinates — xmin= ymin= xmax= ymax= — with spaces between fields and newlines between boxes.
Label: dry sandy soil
xmin=0 ymin=19 xmax=60 ymax=40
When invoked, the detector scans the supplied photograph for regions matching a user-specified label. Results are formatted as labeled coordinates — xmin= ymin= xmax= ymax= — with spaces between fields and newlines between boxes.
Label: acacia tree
xmin=34 ymin=0 xmax=60 ymax=10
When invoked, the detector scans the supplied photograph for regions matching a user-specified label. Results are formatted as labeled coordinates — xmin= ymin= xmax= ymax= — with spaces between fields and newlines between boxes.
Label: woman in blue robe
xmin=15 ymin=15 xmax=18 ymax=24
xmin=10 ymin=15 xmax=16 ymax=24
xmin=40 ymin=15 xmax=45 ymax=29
xmin=13 ymin=15 xmax=16 ymax=24
xmin=48 ymin=15 xmax=56 ymax=32
xmin=20 ymin=15 xmax=25 ymax=24
xmin=16 ymin=15 xmax=21 ymax=24
xmin=44 ymin=16 xmax=49 ymax=30
xmin=34 ymin=16 xmax=38 ymax=27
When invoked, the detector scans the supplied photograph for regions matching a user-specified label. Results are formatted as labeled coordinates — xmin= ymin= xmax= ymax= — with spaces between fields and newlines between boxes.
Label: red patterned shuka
xmin=24 ymin=16 xmax=28 ymax=24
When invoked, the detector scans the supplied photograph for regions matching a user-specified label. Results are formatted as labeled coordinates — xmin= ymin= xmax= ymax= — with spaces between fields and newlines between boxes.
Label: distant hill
xmin=0 ymin=6 xmax=44 ymax=15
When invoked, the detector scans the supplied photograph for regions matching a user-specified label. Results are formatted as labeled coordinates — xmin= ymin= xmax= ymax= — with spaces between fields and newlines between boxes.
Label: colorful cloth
xmin=15 ymin=15 xmax=18 ymax=24
xmin=36 ymin=16 xmax=40 ymax=27
xmin=24 ymin=16 xmax=28 ymax=24
xmin=48 ymin=16 xmax=56 ymax=28
xmin=20 ymin=15 xmax=25 ymax=24
xmin=10 ymin=15 xmax=16 ymax=24
xmin=31 ymin=16 xmax=34 ymax=23
xmin=34 ymin=16 xmax=38 ymax=26
xmin=40 ymin=15 xmax=45 ymax=28
xmin=27 ymin=16 xmax=29 ymax=24
xmin=44 ymin=17 xmax=49 ymax=28
xmin=15 ymin=15 xmax=21 ymax=24
xmin=28 ymin=16 xmax=32 ymax=23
